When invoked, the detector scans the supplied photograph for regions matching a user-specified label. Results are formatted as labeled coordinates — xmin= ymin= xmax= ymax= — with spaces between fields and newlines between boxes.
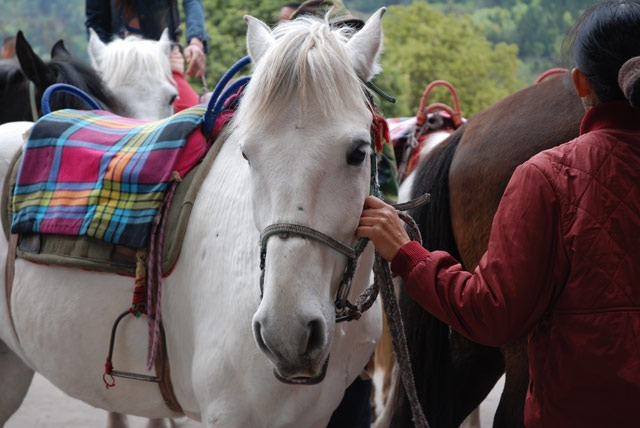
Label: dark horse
xmin=391 ymin=74 xmax=586 ymax=427
xmin=0 ymin=31 xmax=122 ymax=124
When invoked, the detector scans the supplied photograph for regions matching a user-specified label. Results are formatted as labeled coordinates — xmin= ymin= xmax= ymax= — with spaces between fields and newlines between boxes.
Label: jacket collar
xmin=580 ymin=100 xmax=640 ymax=135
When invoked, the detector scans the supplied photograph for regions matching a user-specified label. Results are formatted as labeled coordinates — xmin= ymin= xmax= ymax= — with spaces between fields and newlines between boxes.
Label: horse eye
xmin=347 ymin=146 xmax=367 ymax=166
xmin=242 ymin=151 xmax=250 ymax=164
xmin=169 ymin=94 xmax=177 ymax=105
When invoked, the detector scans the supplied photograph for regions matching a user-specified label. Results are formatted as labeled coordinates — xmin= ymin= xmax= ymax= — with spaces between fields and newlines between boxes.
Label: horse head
xmin=237 ymin=9 xmax=386 ymax=383
xmin=88 ymin=28 xmax=176 ymax=121
xmin=13 ymin=31 xmax=122 ymax=117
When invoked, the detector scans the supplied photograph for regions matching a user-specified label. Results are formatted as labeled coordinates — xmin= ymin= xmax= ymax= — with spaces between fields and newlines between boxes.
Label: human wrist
xmin=188 ymin=38 xmax=204 ymax=50
xmin=390 ymin=241 xmax=429 ymax=276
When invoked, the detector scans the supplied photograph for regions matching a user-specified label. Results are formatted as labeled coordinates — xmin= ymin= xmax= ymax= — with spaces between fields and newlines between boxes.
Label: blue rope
xmin=41 ymin=83 xmax=101 ymax=116
xmin=202 ymin=56 xmax=252 ymax=136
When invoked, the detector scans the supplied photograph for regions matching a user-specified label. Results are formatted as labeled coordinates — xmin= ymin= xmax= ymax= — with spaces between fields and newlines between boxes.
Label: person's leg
xmin=327 ymin=376 xmax=373 ymax=428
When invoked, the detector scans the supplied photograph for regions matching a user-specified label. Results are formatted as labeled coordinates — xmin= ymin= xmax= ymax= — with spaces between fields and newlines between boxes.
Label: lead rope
xmin=339 ymin=193 xmax=431 ymax=428
xmin=362 ymin=196 xmax=430 ymax=428
xmin=376 ymin=207 xmax=429 ymax=428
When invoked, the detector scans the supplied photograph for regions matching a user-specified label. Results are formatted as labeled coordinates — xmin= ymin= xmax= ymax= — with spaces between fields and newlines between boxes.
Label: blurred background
xmin=0 ymin=0 xmax=599 ymax=117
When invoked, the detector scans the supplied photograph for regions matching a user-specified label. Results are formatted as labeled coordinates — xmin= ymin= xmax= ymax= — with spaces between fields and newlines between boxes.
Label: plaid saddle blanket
xmin=11 ymin=105 xmax=207 ymax=248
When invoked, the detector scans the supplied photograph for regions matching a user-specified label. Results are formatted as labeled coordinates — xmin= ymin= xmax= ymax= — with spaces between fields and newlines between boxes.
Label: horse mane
xmin=48 ymin=56 xmax=123 ymax=113
xmin=97 ymin=35 xmax=173 ymax=90
xmin=234 ymin=16 xmax=368 ymax=131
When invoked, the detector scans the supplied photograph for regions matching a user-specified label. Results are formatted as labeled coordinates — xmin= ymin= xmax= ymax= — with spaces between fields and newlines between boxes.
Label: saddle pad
xmin=10 ymin=105 xmax=206 ymax=248
xmin=1 ymin=126 xmax=228 ymax=276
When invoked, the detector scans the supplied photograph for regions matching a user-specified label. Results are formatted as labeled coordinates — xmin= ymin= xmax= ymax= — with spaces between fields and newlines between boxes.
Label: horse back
xmin=449 ymin=75 xmax=585 ymax=269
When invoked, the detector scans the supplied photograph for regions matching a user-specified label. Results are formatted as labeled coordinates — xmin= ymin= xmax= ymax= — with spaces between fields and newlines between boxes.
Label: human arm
xmin=360 ymin=163 xmax=569 ymax=346
xmin=85 ymin=0 xmax=113 ymax=43
xmin=182 ymin=0 xmax=210 ymax=77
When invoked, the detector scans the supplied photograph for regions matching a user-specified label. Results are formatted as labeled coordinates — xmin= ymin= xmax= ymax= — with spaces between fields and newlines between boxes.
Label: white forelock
xmin=98 ymin=35 xmax=173 ymax=89
xmin=234 ymin=16 xmax=371 ymax=132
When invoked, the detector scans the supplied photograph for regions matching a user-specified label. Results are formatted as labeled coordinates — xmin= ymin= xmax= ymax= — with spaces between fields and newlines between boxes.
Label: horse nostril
xmin=303 ymin=318 xmax=325 ymax=357
xmin=253 ymin=319 xmax=271 ymax=358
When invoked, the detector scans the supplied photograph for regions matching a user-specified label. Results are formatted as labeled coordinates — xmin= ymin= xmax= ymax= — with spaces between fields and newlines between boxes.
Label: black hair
xmin=564 ymin=1 xmax=640 ymax=105
xmin=2 ymin=36 xmax=16 ymax=47
xmin=283 ymin=2 xmax=302 ymax=8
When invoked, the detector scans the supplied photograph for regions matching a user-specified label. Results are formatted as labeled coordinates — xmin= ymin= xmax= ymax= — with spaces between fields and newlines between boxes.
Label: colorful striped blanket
xmin=11 ymin=105 xmax=207 ymax=248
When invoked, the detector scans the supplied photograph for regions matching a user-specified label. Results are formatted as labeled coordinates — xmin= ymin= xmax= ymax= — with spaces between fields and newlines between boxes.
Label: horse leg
xmin=145 ymin=418 xmax=169 ymax=428
xmin=372 ymin=311 xmax=394 ymax=413
xmin=107 ymin=412 xmax=129 ymax=428
xmin=372 ymin=363 xmax=401 ymax=428
xmin=493 ymin=338 xmax=528 ymax=428
xmin=460 ymin=408 xmax=481 ymax=428
xmin=0 ymin=340 xmax=34 ymax=426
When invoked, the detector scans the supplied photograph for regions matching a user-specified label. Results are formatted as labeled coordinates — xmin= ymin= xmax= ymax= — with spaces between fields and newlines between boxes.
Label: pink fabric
xmin=173 ymin=128 xmax=209 ymax=177
xmin=172 ymin=71 xmax=200 ymax=113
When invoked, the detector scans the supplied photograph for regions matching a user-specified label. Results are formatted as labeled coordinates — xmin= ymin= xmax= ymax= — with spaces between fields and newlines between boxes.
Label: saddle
xmin=2 ymin=105 xmax=225 ymax=276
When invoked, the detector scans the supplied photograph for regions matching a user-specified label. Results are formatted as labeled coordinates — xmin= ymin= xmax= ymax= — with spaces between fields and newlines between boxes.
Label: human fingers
xmin=186 ymin=55 xmax=205 ymax=78
xmin=184 ymin=48 xmax=193 ymax=62
xmin=356 ymin=224 xmax=375 ymax=240
xmin=363 ymin=195 xmax=388 ymax=210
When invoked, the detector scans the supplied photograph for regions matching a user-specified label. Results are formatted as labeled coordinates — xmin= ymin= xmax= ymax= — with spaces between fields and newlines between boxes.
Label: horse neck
xmin=49 ymin=60 xmax=124 ymax=115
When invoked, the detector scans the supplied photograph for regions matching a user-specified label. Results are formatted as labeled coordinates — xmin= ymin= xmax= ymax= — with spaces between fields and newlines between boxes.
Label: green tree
xmin=199 ymin=0 xmax=283 ymax=89
xmin=0 ymin=0 xmax=88 ymax=61
xmin=428 ymin=0 xmax=599 ymax=82
xmin=376 ymin=2 xmax=523 ymax=117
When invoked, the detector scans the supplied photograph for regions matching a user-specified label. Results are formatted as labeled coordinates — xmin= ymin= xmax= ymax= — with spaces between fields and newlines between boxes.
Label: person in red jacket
xmin=358 ymin=1 xmax=640 ymax=426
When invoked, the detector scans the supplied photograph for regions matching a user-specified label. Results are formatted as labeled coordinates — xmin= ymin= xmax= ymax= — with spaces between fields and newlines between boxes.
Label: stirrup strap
xmin=4 ymin=234 xmax=20 ymax=344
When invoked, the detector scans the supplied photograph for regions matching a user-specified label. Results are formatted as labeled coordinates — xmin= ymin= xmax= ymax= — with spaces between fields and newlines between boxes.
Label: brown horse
xmin=391 ymin=73 xmax=586 ymax=427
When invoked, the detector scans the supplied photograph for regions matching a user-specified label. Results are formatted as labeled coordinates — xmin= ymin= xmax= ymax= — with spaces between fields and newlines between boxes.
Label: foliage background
xmin=1 ymin=0 xmax=599 ymax=116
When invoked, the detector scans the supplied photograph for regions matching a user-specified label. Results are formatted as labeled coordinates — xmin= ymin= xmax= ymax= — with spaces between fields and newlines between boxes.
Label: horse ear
xmin=158 ymin=29 xmax=172 ymax=57
xmin=346 ymin=7 xmax=386 ymax=82
xmin=88 ymin=28 xmax=106 ymax=70
xmin=51 ymin=40 xmax=72 ymax=60
xmin=244 ymin=15 xmax=274 ymax=64
xmin=15 ymin=30 xmax=55 ymax=88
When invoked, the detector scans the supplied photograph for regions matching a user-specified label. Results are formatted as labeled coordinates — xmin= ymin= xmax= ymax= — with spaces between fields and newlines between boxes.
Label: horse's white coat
xmin=88 ymin=28 xmax=177 ymax=121
xmin=0 ymin=10 xmax=386 ymax=427
xmin=397 ymin=130 xmax=451 ymax=203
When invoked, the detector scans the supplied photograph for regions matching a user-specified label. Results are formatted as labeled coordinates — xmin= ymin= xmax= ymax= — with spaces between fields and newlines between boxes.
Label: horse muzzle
xmin=273 ymin=355 xmax=330 ymax=385
xmin=252 ymin=307 xmax=333 ymax=384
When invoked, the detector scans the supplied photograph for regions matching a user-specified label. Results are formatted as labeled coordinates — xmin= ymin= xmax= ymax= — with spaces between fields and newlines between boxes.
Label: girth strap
xmin=4 ymin=234 xmax=20 ymax=344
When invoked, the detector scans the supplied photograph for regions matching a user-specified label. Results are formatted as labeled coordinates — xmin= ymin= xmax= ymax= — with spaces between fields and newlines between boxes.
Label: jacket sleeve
xmin=182 ymin=0 xmax=210 ymax=48
xmin=85 ymin=0 xmax=113 ymax=43
xmin=391 ymin=162 xmax=568 ymax=346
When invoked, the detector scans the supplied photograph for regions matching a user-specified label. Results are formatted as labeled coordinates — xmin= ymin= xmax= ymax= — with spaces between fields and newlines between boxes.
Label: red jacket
xmin=391 ymin=100 xmax=640 ymax=427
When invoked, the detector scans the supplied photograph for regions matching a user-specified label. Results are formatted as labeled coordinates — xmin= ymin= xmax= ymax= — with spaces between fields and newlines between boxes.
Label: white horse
xmin=88 ymin=26 xmax=186 ymax=428
xmin=88 ymin=28 xmax=177 ymax=121
xmin=0 ymin=9 xmax=386 ymax=428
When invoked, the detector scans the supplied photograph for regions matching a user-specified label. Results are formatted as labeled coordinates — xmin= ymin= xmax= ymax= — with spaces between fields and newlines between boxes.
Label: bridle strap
xmin=260 ymin=223 xmax=362 ymax=266
xmin=28 ymin=81 xmax=38 ymax=122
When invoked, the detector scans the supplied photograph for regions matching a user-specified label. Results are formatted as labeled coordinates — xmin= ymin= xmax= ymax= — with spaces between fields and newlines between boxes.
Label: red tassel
xmin=370 ymin=110 xmax=390 ymax=153
xmin=103 ymin=360 xmax=116 ymax=389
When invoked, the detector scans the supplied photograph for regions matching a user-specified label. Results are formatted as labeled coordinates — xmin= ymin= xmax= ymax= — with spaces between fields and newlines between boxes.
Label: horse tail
xmin=391 ymin=126 xmax=464 ymax=428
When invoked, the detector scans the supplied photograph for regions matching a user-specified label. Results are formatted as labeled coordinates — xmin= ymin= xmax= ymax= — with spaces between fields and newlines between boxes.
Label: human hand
xmin=357 ymin=196 xmax=411 ymax=261
xmin=184 ymin=38 xmax=206 ymax=78
xmin=169 ymin=45 xmax=185 ymax=74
